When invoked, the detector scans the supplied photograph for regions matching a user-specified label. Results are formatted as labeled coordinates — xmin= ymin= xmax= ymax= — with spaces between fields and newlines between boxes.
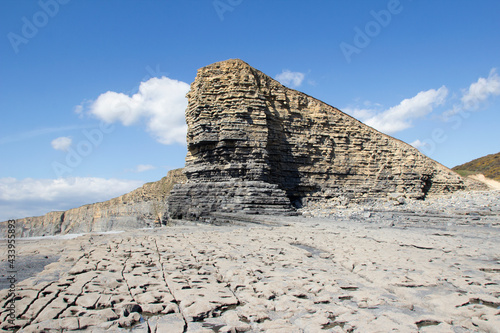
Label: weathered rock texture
xmin=3 ymin=193 xmax=499 ymax=332
xmin=168 ymin=59 xmax=465 ymax=219
xmin=2 ymin=59 xmax=469 ymax=235
xmin=1 ymin=169 xmax=186 ymax=237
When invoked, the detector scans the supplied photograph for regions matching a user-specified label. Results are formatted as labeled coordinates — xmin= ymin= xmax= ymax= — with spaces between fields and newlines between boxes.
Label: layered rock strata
xmin=1 ymin=169 xmax=186 ymax=237
xmin=169 ymin=59 xmax=465 ymax=219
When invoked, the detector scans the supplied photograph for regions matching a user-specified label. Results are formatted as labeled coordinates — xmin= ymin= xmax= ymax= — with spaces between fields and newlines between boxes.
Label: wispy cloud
xmin=344 ymin=87 xmax=448 ymax=134
xmin=345 ymin=69 xmax=500 ymax=138
xmin=275 ymin=70 xmax=305 ymax=87
xmin=136 ymin=164 xmax=156 ymax=172
xmin=51 ymin=136 xmax=72 ymax=151
xmin=126 ymin=164 xmax=156 ymax=173
xmin=343 ymin=107 xmax=377 ymax=120
xmin=443 ymin=68 xmax=500 ymax=118
xmin=83 ymin=77 xmax=190 ymax=145
xmin=410 ymin=139 xmax=429 ymax=150
xmin=0 ymin=177 xmax=143 ymax=221
xmin=0 ymin=125 xmax=89 ymax=145
xmin=343 ymin=100 xmax=383 ymax=120
xmin=462 ymin=68 xmax=500 ymax=109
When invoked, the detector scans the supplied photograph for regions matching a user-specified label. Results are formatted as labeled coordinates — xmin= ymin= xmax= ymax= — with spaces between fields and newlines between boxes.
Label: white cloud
xmin=0 ymin=177 xmax=143 ymax=221
xmin=343 ymin=100 xmax=384 ymax=120
xmin=342 ymin=107 xmax=377 ymax=120
xmin=127 ymin=164 xmax=156 ymax=173
xmin=410 ymin=139 xmax=428 ymax=150
xmin=0 ymin=125 xmax=89 ymax=145
xmin=136 ymin=164 xmax=156 ymax=172
xmin=363 ymin=86 xmax=448 ymax=134
xmin=74 ymin=104 xmax=83 ymax=114
xmin=275 ymin=70 xmax=305 ymax=87
xmin=443 ymin=68 xmax=500 ymax=119
xmin=51 ymin=136 xmax=72 ymax=151
xmin=85 ymin=77 xmax=190 ymax=145
xmin=461 ymin=68 xmax=500 ymax=110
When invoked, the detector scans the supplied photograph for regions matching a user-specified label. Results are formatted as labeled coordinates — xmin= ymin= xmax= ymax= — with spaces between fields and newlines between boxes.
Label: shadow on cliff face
xmin=263 ymin=94 xmax=307 ymax=209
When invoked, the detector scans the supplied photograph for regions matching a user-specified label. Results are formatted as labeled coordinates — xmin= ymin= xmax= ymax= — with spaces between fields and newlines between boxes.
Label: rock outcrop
xmin=168 ymin=59 xmax=465 ymax=219
xmin=3 ymin=59 xmax=469 ymax=235
xmin=1 ymin=169 xmax=186 ymax=237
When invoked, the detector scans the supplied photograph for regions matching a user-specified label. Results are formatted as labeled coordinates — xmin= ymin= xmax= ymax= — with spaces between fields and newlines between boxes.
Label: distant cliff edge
xmin=1 ymin=168 xmax=186 ymax=237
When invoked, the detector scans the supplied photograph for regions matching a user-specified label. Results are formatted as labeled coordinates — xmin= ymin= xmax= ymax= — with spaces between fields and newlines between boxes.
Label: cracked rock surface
xmin=1 ymin=192 xmax=499 ymax=332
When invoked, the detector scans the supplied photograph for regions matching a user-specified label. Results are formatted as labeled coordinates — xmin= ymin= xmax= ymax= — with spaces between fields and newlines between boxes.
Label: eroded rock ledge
xmin=168 ymin=59 xmax=465 ymax=220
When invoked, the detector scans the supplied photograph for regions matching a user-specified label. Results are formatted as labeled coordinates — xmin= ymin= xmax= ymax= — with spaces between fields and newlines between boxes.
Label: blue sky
xmin=1 ymin=0 xmax=499 ymax=220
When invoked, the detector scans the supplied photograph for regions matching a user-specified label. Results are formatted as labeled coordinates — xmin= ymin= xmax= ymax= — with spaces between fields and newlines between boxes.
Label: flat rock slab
xmin=0 ymin=254 xmax=60 ymax=290
xmin=1 ymin=200 xmax=499 ymax=332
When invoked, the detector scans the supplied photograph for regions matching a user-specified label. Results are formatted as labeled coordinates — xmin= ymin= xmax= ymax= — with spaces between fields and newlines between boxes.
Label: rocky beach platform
xmin=1 ymin=190 xmax=499 ymax=332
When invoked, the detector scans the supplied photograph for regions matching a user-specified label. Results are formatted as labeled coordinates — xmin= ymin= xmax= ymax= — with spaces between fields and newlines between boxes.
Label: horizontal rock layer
xmin=169 ymin=59 xmax=465 ymax=219
xmin=3 ymin=59 xmax=470 ymax=235
xmin=168 ymin=180 xmax=295 ymax=220
xmin=1 ymin=169 xmax=186 ymax=237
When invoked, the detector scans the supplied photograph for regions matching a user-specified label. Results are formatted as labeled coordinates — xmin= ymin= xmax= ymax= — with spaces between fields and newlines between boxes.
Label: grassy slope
xmin=452 ymin=152 xmax=500 ymax=181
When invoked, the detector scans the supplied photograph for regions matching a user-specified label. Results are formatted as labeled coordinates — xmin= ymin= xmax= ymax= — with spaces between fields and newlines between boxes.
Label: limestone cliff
xmin=2 ymin=59 xmax=469 ymax=234
xmin=2 ymin=168 xmax=186 ymax=237
xmin=168 ymin=59 xmax=465 ymax=219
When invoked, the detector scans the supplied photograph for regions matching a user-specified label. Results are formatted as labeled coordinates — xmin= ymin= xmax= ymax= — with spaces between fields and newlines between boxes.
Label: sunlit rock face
xmin=168 ymin=59 xmax=465 ymax=219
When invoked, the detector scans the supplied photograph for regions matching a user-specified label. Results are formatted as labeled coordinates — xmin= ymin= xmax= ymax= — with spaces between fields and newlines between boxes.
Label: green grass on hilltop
xmin=452 ymin=152 xmax=500 ymax=181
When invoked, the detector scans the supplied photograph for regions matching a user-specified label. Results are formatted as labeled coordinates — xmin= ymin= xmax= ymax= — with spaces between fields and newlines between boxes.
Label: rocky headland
xmin=1 ymin=59 xmax=499 ymax=332
xmin=0 ymin=59 xmax=478 ymax=237
xmin=168 ymin=59 xmax=466 ymax=220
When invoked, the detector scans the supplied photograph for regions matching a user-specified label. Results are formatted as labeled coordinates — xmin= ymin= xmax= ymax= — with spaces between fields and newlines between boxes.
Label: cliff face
xmin=2 ymin=59 xmax=469 ymax=235
xmin=2 ymin=169 xmax=186 ymax=237
xmin=168 ymin=59 xmax=465 ymax=219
